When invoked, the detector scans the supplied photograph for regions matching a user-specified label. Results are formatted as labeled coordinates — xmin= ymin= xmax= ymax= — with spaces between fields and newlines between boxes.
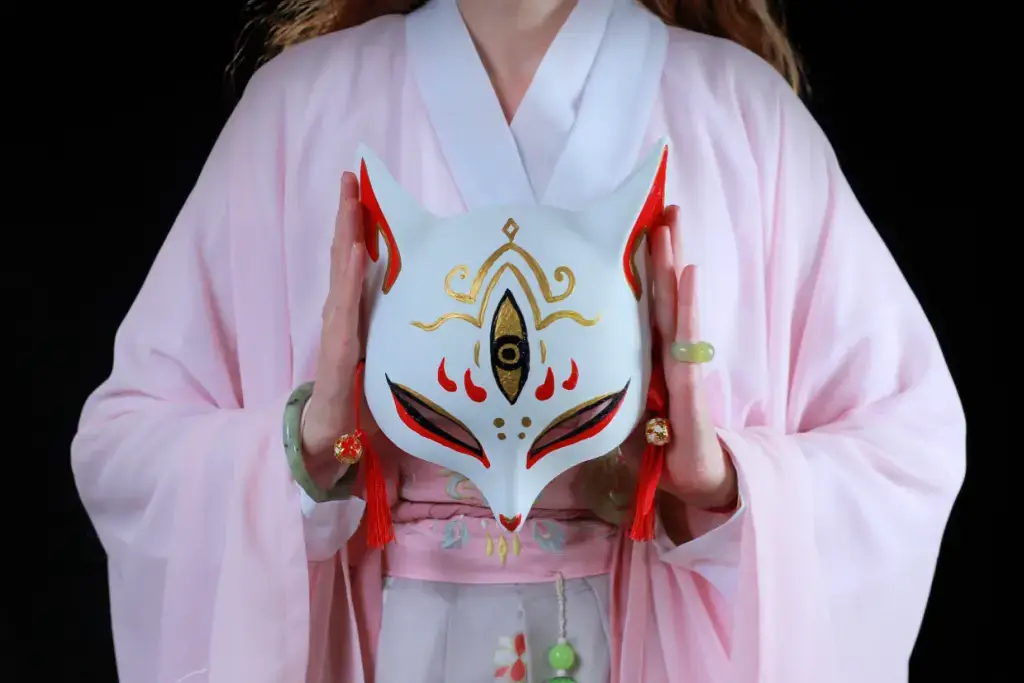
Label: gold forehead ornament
xmin=411 ymin=219 xmax=599 ymax=332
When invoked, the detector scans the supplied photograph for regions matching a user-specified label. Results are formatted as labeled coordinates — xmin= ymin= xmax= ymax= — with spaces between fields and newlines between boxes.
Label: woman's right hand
xmin=301 ymin=171 xmax=366 ymax=480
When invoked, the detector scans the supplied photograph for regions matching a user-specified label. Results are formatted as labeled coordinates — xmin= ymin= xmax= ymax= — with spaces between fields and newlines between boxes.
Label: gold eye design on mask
xmin=490 ymin=289 xmax=530 ymax=405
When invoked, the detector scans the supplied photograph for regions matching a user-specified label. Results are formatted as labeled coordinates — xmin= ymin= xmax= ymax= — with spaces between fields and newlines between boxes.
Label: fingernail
xmin=664 ymin=205 xmax=679 ymax=225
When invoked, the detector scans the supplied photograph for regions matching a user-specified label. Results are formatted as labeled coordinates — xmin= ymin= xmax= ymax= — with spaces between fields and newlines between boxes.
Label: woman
xmin=71 ymin=1 xmax=965 ymax=682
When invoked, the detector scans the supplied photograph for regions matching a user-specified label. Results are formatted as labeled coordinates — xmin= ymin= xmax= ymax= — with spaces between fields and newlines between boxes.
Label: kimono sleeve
xmin=717 ymin=79 xmax=966 ymax=680
xmin=70 ymin=64 xmax=362 ymax=681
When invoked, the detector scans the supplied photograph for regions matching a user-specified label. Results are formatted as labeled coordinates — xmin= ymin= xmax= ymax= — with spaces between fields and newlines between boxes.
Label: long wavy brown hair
xmin=242 ymin=0 xmax=801 ymax=91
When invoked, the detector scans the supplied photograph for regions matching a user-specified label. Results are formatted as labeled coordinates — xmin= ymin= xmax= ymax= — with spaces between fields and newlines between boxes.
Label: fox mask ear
xmin=356 ymin=145 xmax=433 ymax=293
xmin=578 ymin=139 xmax=669 ymax=300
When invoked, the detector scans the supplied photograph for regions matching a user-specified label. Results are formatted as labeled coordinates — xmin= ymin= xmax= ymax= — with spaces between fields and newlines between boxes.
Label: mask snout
xmin=497 ymin=512 xmax=524 ymax=533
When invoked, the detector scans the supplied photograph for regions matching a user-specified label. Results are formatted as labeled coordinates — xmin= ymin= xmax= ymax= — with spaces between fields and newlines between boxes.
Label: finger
xmin=337 ymin=240 xmax=366 ymax=336
xmin=674 ymin=264 xmax=700 ymax=343
xmin=649 ymin=224 xmax=677 ymax=340
xmin=322 ymin=239 xmax=367 ymax=368
xmin=329 ymin=173 xmax=361 ymax=285
xmin=325 ymin=194 xmax=363 ymax=318
xmin=663 ymin=204 xmax=680 ymax=261
xmin=335 ymin=172 xmax=359 ymax=244
xmin=662 ymin=205 xmax=679 ymax=230
xmin=650 ymin=206 xmax=679 ymax=337
xmin=341 ymin=170 xmax=358 ymax=201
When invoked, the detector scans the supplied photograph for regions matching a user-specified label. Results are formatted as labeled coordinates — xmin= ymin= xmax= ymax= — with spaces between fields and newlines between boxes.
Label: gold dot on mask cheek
xmin=494 ymin=418 xmax=505 ymax=427
xmin=498 ymin=433 xmax=507 ymax=441
xmin=521 ymin=417 xmax=532 ymax=427
xmin=518 ymin=433 xmax=526 ymax=440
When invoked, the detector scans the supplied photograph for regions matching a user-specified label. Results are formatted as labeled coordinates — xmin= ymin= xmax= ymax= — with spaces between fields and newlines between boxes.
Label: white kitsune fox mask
xmin=360 ymin=140 xmax=668 ymax=532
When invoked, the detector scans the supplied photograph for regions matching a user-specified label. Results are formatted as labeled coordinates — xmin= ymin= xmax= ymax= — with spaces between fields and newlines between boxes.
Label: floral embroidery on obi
xmin=532 ymin=519 xmax=568 ymax=553
xmin=441 ymin=519 xmax=469 ymax=549
xmin=441 ymin=468 xmax=482 ymax=502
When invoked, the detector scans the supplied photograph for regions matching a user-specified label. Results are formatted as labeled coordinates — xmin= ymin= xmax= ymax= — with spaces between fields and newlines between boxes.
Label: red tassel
xmin=352 ymin=361 xmax=394 ymax=548
xmin=629 ymin=441 xmax=665 ymax=541
xmin=629 ymin=346 xmax=669 ymax=542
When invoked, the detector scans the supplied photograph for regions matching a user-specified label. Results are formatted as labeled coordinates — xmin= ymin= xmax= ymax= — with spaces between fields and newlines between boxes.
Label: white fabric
xmin=406 ymin=0 xmax=536 ymax=207
xmin=376 ymin=576 xmax=612 ymax=683
xmin=406 ymin=0 xmax=668 ymax=211
xmin=510 ymin=0 xmax=616 ymax=197
xmin=298 ymin=484 xmax=365 ymax=561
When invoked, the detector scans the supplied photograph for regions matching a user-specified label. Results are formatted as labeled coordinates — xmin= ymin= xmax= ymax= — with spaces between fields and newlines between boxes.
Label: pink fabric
xmin=387 ymin=457 xmax=619 ymax=583
xmin=71 ymin=16 xmax=965 ymax=683
xmin=385 ymin=514 xmax=618 ymax=584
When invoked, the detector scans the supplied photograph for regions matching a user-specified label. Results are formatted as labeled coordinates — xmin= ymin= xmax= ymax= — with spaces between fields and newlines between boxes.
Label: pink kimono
xmin=71 ymin=0 xmax=965 ymax=682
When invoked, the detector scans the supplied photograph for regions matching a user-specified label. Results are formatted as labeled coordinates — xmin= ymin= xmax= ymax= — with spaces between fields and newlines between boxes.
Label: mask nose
xmin=498 ymin=513 xmax=522 ymax=533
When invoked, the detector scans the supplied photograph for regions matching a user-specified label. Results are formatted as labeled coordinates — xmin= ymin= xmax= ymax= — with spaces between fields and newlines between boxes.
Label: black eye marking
xmin=490 ymin=289 xmax=530 ymax=405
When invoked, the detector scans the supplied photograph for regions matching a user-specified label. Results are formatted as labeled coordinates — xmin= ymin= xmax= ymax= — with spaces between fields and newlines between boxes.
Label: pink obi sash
xmin=385 ymin=512 xmax=618 ymax=584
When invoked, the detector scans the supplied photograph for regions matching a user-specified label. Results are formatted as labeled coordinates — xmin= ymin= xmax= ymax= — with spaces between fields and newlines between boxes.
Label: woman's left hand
xmin=648 ymin=206 xmax=739 ymax=512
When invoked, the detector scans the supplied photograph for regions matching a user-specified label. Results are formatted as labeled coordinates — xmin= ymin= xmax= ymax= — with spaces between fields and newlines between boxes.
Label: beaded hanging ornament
xmin=547 ymin=572 xmax=579 ymax=682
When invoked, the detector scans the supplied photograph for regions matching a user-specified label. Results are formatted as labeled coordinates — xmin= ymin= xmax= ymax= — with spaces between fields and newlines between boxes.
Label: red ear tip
xmin=620 ymin=144 xmax=669 ymax=300
xmin=654 ymin=146 xmax=668 ymax=201
xmin=358 ymin=158 xmax=372 ymax=198
xmin=357 ymin=156 xmax=402 ymax=290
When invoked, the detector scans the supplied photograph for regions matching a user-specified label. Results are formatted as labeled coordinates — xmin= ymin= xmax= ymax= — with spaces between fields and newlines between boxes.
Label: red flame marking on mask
xmin=464 ymin=369 xmax=487 ymax=403
xmin=535 ymin=367 xmax=555 ymax=401
xmin=437 ymin=358 xmax=457 ymax=392
xmin=562 ymin=359 xmax=579 ymax=390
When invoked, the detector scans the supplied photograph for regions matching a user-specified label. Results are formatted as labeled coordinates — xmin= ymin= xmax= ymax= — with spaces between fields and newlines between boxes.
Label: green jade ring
xmin=669 ymin=340 xmax=715 ymax=364
xmin=547 ymin=639 xmax=578 ymax=682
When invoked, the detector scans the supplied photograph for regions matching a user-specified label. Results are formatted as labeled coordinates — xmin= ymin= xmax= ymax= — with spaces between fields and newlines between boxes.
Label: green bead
xmin=548 ymin=678 xmax=576 ymax=683
xmin=548 ymin=642 xmax=576 ymax=670
xmin=669 ymin=340 xmax=715 ymax=364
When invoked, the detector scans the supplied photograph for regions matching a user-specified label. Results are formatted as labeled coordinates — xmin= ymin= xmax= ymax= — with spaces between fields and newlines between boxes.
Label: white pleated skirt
xmin=375 ymin=575 xmax=612 ymax=683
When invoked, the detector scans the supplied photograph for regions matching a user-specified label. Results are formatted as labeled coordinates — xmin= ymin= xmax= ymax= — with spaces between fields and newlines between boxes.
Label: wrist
xmin=301 ymin=394 xmax=350 ymax=463
xmin=694 ymin=441 xmax=739 ymax=512
xmin=689 ymin=478 xmax=738 ymax=512
xmin=662 ymin=439 xmax=739 ymax=512
xmin=301 ymin=401 xmax=354 ymax=487
xmin=705 ymin=436 xmax=740 ymax=511
xmin=284 ymin=382 xmax=355 ymax=502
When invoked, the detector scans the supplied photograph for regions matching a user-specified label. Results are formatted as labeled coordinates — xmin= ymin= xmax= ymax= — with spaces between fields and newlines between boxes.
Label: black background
xmin=24 ymin=1 xmax=984 ymax=680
